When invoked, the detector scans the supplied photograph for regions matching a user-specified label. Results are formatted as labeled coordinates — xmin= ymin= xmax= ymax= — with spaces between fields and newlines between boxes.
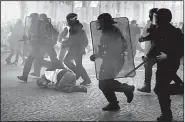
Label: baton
xmin=124 ymin=58 xmax=149 ymax=77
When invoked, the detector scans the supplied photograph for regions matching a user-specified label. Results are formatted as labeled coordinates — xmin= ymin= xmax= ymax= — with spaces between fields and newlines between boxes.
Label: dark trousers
xmin=6 ymin=48 xmax=16 ymax=63
xmin=64 ymin=51 xmax=90 ymax=82
xmin=154 ymin=59 xmax=181 ymax=116
xmin=33 ymin=59 xmax=51 ymax=76
xmin=15 ymin=47 xmax=25 ymax=63
xmin=99 ymin=79 xmax=130 ymax=104
xmin=144 ymin=57 xmax=183 ymax=88
xmin=144 ymin=57 xmax=156 ymax=88
xmin=6 ymin=46 xmax=25 ymax=63
xmin=22 ymin=44 xmax=56 ymax=78
xmin=32 ymin=45 xmax=56 ymax=76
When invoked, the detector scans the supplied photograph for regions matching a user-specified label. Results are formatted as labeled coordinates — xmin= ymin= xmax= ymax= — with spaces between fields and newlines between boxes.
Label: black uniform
xmin=138 ymin=23 xmax=183 ymax=93
xmin=17 ymin=13 xmax=57 ymax=81
xmin=90 ymin=13 xmax=135 ymax=111
xmin=142 ymin=9 xmax=183 ymax=121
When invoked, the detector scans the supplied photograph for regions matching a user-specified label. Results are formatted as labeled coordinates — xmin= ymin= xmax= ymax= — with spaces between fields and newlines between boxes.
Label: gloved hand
xmin=90 ymin=54 xmax=96 ymax=61
xmin=138 ymin=37 xmax=144 ymax=42
xmin=141 ymin=56 xmax=148 ymax=61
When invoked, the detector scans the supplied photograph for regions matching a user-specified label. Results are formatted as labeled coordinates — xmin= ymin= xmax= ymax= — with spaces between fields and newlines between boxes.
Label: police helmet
xmin=157 ymin=8 xmax=172 ymax=23
xmin=30 ymin=13 xmax=39 ymax=18
xmin=97 ymin=13 xmax=117 ymax=25
xmin=149 ymin=8 xmax=158 ymax=21
xmin=39 ymin=13 xmax=47 ymax=20
xmin=131 ymin=20 xmax=137 ymax=24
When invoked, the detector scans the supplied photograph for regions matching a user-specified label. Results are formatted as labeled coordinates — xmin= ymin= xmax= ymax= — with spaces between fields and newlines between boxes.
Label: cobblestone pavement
xmin=1 ymin=52 xmax=184 ymax=121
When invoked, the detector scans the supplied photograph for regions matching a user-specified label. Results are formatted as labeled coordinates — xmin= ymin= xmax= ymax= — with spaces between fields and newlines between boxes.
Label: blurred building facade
xmin=1 ymin=1 xmax=184 ymax=26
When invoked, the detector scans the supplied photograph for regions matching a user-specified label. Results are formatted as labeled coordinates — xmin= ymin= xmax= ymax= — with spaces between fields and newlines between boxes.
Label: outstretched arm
xmin=59 ymin=27 xmax=68 ymax=42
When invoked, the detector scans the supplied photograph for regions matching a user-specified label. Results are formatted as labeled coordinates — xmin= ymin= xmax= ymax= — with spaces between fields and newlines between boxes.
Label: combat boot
xmin=116 ymin=83 xmax=135 ymax=103
xmin=17 ymin=76 xmax=28 ymax=82
xmin=102 ymin=101 xmax=120 ymax=111
xmin=30 ymin=72 xmax=40 ymax=77
xmin=137 ymin=85 xmax=151 ymax=93
xmin=157 ymin=98 xmax=173 ymax=122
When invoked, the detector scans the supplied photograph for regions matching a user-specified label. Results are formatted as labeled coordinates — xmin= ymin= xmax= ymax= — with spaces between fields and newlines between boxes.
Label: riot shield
xmin=24 ymin=16 xmax=32 ymax=41
xmin=90 ymin=17 xmax=135 ymax=80
xmin=46 ymin=17 xmax=53 ymax=39
xmin=23 ymin=16 xmax=32 ymax=57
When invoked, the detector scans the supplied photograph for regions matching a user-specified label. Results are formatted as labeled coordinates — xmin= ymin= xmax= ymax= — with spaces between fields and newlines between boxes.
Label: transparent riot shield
xmin=23 ymin=16 xmax=32 ymax=57
xmin=90 ymin=17 xmax=136 ymax=80
xmin=24 ymin=16 xmax=32 ymax=40
xmin=46 ymin=17 xmax=52 ymax=38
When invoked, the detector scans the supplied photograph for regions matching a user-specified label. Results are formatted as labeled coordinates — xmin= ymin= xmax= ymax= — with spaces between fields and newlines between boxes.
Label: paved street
xmin=1 ymin=52 xmax=184 ymax=121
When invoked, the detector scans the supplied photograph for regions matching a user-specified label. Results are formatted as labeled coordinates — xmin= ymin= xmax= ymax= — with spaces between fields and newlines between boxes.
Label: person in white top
xmin=37 ymin=58 xmax=87 ymax=93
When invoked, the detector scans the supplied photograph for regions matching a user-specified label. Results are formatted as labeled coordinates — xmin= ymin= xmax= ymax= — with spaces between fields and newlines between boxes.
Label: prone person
xmin=36 ymin=58 xmax=87 ymax=93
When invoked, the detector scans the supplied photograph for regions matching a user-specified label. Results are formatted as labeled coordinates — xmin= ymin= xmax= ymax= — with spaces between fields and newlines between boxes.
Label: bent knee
xmin=99 ymin=80 xmax=106 ymax=91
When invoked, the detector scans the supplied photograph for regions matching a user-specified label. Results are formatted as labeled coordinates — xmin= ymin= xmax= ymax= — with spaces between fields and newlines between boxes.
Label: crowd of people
xmin=1 ymin=7 xmax=184 ymax=122
xmin=1 ymin=15 xmax=183 ymax=61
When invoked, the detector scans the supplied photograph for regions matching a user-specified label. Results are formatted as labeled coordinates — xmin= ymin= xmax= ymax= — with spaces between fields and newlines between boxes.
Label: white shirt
xmin=44 ymin=69 xmax=64 ymax=84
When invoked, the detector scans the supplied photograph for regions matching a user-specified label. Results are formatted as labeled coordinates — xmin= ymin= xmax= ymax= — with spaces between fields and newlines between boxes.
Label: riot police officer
xmin=17 ymin=13 xmax=58 ymax=81
xmin=138 ymin=8 xmax=183 ymax=93
xmin=30 ymin=13 xmax=59 ymax=77
xmin=90 ymin=13 xmax=135 ymax=111
xmin=17 ymin=13 xmax=40 ymax=82
xmin=140 ymin=8 xmax=184 ymax=121
xmin=62 ymin=13 xmax=91 ymax=85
